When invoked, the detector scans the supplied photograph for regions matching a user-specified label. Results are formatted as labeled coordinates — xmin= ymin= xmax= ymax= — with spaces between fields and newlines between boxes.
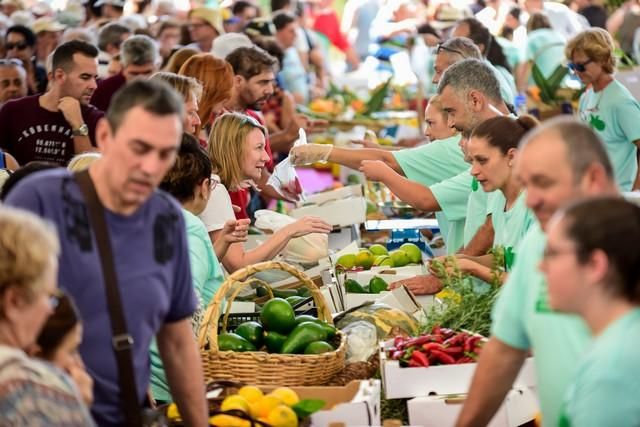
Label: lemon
xmin=166 ymin=403 xmax=180 ymax=420
xmin=267 ymin=404 xmax=299 ymax=427
xmin=238 ymin=385 xmax=264 ymax=404
xmin=354 ymin=250 xmax=374 ymax=269
xmin=270 ymin=387 xmax=300 ymax=406
xmin=209 ymin=414 xmax=250 ymax=427
xmin=220 ymin=395 xmax=250 ymax=413
xmin=251 ymin=395 xmax=282 ymax=419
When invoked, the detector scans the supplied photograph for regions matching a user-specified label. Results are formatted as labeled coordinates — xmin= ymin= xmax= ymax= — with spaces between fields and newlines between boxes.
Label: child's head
xmin=34 ymin=292 xmax=83 ymax=370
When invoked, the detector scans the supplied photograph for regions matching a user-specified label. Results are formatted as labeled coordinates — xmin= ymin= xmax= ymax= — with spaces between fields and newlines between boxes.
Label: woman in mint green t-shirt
xmin=540 ymin=197 xmax=640 ymax=427
xmin=151 ymin=134 xmax=226 ymax=403
xmin=439 ymin=115 xmax=538 ymax=284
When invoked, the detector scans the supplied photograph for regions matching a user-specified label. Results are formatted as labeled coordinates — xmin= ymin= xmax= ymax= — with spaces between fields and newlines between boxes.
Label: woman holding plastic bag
xmin=199 ymin=112 xmax=332 ymax=273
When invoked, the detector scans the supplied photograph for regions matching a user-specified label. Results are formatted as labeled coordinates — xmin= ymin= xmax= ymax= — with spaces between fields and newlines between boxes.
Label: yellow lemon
xmin=166 ymin=403 xmax=180 ymax=420
xmin=270 ymin=387 xmax=300 ymax=407
xmin=220 ymin=395 xmax=250 ymax=413
xmin=251 ymin=395 xmax=282 ymax=419
xmin=238 ymin=385 xmax=264 ymax=404
xmin=209 ymin=414 xmax=250 ymax=427
xmin=267 ymin=404 xmax=299 ymax=427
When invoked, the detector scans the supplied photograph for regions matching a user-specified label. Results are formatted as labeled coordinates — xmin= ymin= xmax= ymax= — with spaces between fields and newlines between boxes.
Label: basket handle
xmin=220 ymin=278 xmax=273 ymax=334
xmin=198 ymin=261 xmax=332 ymax=351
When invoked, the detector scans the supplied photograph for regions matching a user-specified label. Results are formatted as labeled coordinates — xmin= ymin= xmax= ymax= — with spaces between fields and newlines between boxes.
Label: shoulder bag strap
xmin=74 ymin=169 xmax=143 ymax=427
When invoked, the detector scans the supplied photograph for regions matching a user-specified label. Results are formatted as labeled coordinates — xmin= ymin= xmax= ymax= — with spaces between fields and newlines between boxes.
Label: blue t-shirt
xmin=5 ymin=169 xmax=197 ymax=427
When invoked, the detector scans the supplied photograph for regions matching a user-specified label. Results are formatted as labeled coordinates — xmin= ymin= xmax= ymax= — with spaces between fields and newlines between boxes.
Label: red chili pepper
xmin=464 ymin=336 xmax=481 ymax=353
xmin=431 ymin=349 xmax=456 ymax=365
xmin=391 ymin=350 xmax=404 ymax=360
xmin=393 ymin=336 xmax=405 ymax=348
xmin=457 ymin=356 xmax=475 ymax=364
xmin=441 ymin=346 xmax=463 ymax=356
xmin=422 ymin=342 xmax=443 ymax=352
xmin=431 ymin=325 xmax=442 ymax=335
xmin=402 ymin=335 xmax=434 ymax=349
xmin=410 ymin=350 xmax=430 ymax=367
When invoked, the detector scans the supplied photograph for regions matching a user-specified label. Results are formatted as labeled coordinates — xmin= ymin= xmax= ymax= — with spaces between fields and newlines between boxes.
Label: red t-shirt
xmin=0 ymin=95 xmax=103 ymax=166
xmin=90 ymin=73 xmax=126 ymax=112
xmin=312 ymin=11 xmax=350 ymax=52
xmin=227 ymin=109 xmax=274 ymax=220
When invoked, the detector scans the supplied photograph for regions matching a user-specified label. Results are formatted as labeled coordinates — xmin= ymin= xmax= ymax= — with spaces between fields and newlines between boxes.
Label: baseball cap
xmin=32 ymin=17 xmax=66 ymax=34
xmin=188 ymin=7 xmax=225 ymax=36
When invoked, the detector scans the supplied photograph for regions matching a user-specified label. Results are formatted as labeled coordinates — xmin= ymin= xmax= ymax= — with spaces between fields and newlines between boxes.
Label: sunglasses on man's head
xmin=0 ymin=58 xmax=23 ymax=67
xmin=436 ymin=43 xmax=465 ymax=58
xmin=568 ymin=59 xmax=593 ymax=73
xmin=5 ymin=42 xmax=28 ymax=51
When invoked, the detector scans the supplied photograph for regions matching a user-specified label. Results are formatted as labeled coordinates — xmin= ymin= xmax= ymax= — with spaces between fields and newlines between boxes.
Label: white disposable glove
xmin=289 ymin=143 xmax=333 ymax=166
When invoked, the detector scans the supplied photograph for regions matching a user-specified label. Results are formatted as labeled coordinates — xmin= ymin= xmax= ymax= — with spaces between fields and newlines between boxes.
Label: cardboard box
xmin=407 ymin=387 xmax=539 ymax=427
xmin=291 ymin=196 xmax=367 ymax=228
xmin=380 ymin=341 xmax=537 ymax=399
xmin=267 ymin=380 xmax=381 ymax=427
xmin=301 ymin=184 xmax=363 ymax=206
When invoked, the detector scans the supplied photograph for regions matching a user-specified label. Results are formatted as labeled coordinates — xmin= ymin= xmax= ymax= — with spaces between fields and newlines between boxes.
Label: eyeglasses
xmin=436 ymin=43 xmax=465 ymax=58
xmin=240 ymin=114 xmax=263 ymax=129
xmin=0 ymin=58 xmax=24 ymax=67
xmin=5 ymin=42 xmax=28 ymax=51
xmin=541 ymin=246 xmax=576 ymax=261
xmin=48 ymin=289 xmax=64 ymax=309
xmin=567 ymin=59 xmax=593 ymax=73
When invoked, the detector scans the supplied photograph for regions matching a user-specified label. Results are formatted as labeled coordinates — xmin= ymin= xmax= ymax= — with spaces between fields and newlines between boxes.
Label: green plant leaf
xmin=364 ymin=78 xmax=392 ymax=115
xmin=531 ymin=63 xmax=553 ymax=104
xmin=547 ymin=65 xmax=568 ymax=94
xmin=292 ymin=399 xmax=326 ymax=418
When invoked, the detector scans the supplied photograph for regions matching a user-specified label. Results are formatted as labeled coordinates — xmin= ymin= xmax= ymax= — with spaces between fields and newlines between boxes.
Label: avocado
xmin=218 ymin=333 xmax=257 ymax=352
xmin=280 ymin=322 xmax=328 ymax=354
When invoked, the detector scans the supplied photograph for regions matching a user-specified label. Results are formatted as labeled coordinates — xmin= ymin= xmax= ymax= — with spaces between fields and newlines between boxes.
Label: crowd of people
xmin=0 ymin=0 xmax=639 ymax=425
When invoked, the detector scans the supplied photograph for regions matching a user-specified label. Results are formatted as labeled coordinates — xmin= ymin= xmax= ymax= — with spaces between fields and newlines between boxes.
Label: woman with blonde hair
xmin=199 ymin=112 xmax=332 ymax=273
xmin=150 ymin=72 xmax=203 ymax=136
xmin=566 ymin=28 xmax=640 ymax=191
xmin=178 ymin=53 xmax=234 ymax=136
xmin=0 ymin=207 xmax=94 ymax=424
xmin=162 ymin=46 xmax=198 ymax=74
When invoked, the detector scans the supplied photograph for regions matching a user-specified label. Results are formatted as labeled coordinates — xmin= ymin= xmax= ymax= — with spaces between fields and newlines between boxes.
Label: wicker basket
xmin=198 ymin=261 xmax=346 ymax=387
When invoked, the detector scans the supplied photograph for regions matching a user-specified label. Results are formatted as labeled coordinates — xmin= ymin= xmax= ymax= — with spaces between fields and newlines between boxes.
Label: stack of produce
xmin=165 ymin=385 xmax=324 ymax=427
xmin=335 ymin=243 xmax=422 ymax=271
xmin=217 ymin=298 xmax=339 ymax=355
xmin=386 ymin=327 xmax=485 ymax=368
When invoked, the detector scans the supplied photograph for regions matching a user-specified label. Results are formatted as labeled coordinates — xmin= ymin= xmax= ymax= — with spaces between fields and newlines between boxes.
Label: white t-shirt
xmin=198 ymin=175 xmax=236 ymax=232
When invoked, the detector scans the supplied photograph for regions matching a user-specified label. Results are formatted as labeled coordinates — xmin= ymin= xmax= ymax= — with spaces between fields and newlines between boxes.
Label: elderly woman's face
xmin=13 ymin=257 xmax=58 ymax=350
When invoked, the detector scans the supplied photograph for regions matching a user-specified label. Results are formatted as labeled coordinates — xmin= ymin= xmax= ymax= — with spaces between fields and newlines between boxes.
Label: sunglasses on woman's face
xmin=5 ymin=42 xmax=28 ymax=51
xmin=568 ymin=59 xmax=593 ymax=73
xmin=436 ymin=43 xmax=465 ymax=57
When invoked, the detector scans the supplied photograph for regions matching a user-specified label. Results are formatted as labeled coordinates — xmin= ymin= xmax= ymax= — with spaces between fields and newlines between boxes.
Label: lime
xmin=354 ymin=249 xmax=374 ymax=269
xmin=389 ymin=250 xmax=410 ymax=267
xmin=373 ymin=255 xmax=394 ymax=267
xmin=336 ymin=253 xmax=356 ymax=269
xmin=369 ymin=244 xmax=388 ymax=256
xmin=400 ymin=243 xmax=422 ymax=264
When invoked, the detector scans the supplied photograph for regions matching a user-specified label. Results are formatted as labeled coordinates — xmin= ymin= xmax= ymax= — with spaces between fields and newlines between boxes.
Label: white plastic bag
xmin=341 ymin=321 xmax=378 ymax=363
xmin=254 ymin=209 xmax=328 ymax=265
xmin=267 ymin=129 xmax=307 ymax=199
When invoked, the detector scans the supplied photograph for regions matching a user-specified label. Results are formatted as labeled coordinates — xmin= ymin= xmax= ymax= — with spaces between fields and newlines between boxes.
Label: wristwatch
xmin=72 ymin=124 xmax=89 ymax=137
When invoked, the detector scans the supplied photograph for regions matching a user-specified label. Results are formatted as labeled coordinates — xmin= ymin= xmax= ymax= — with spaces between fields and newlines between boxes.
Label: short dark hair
xmin=270 ymin=0 xmax=290 ymax=12
xmin=252 ymin=36 xmax=284 ymax=68
xmin=233 ymin=0 xmax=256 ymax=15
xmin=226 ymin=46 xmax=278 ymax=79
xmin=6 ymin=25 xmax=36 ymax=47
xmin=561 ymin=197 xmax=640 ymax=303
xmin=272 ymin=10 xmax=296 ymax=31
xmin=457 ymin=18 xmax=512 ymax=72
xmin=97 ymin=22 xmax=130 ymax=51
xmin=471 ymin=115 xmax=539 ymax=154
xmin=520 ymin=116 xmax=614 ymax=183
xmin=51 ymin=40 xmax=99 ymax=74
xmin=160 ymin=133 xmax=212 ymax=202
xmin=107 ymin=79 xmax=184 ymax=133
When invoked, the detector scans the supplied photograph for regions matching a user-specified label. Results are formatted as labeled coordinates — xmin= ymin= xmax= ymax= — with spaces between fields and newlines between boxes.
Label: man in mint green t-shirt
xmin=455 ymin=118 xmax=619 ymax=427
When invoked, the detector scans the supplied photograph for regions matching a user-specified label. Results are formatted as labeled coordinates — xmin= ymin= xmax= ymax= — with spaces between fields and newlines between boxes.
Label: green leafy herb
xmin=292 ymin=399 xmax=326 ymax=418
